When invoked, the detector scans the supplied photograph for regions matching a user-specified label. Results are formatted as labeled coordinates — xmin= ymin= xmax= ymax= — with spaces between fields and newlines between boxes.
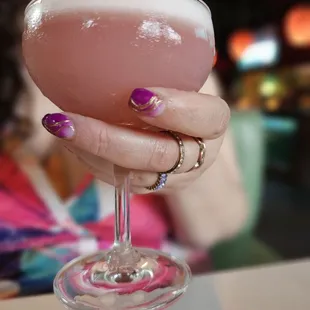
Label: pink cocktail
xmin=23 ymin=0 xmax=215 ymax=309
xmin=23 ymin=0 xmax=214 ymax=126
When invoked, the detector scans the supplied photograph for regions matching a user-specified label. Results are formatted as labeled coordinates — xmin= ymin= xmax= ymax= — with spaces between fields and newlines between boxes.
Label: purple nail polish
xmin=129 ymin=88 xmax=164 ymax=116
xmin=42 ymin=113 xmax=75 ymax=139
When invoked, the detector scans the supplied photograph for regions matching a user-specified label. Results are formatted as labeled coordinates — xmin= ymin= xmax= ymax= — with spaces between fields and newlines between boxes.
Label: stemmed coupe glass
xmin=22 ymin=0 xmax=215 ymax=308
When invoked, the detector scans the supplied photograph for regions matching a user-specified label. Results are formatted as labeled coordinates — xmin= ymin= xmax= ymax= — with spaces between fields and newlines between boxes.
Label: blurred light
xmin=238 ymin=39 xmax=280 ymax=71
xmin=264 ymin=117 xmax=298 ymax=133
xmin=260 ymin=81 xmax=277 ymax=97
xmin=228 ymin=30 xmax=255 ymax=61
xmin=260 ymin=75 xmax=280 ymax=97
xmin=237 ymin=97 xmax=252 ymax=110
xmin=265 ymin=98 xmax=281 ymax=112
xmin=284 ymin=5 xmax=310 ymax=47
xmin=300 ymin=95 xmax=310 ymax=110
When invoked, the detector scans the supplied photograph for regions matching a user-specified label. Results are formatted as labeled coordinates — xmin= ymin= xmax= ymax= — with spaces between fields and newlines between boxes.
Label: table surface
xmin=1 ymin=260 xmax=310 ymax=310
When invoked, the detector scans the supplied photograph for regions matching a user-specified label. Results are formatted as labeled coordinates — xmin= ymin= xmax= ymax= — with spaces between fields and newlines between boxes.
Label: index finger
xmin=129 ymin=87 xmax=230 ymax=138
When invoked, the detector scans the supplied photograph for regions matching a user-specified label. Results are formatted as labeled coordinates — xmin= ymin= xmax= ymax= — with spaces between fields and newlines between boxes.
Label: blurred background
xmin=206 ymin=0 xmax=310 ymax=263
xmin=0 ymin=0 xmax=310 ymax=300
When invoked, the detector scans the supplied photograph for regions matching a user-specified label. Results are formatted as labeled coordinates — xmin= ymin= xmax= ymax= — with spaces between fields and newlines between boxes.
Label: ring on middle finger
xmin=162 ymin=130 xmax=185 ymax=174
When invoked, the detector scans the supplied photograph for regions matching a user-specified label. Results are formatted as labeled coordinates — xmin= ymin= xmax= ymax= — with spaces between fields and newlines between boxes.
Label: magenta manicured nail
xmin=129 ymin=88 xmax=164 ymax=117
xmin=42 ymin=113 xmax=75 ymax=139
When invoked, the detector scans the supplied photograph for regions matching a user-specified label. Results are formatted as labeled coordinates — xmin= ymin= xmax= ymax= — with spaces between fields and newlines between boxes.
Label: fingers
xmin=42 ymin=113 xmax=203 ymax=173
xmin=129 ymin=88 xmax=230 ymax=138
xmin=40 ymin=85 xmax=229 ymax=190
xmin=62 ymin=134 xmax=224 ymax=192
xmin=130 ymin=135 xmax=224 ymax=190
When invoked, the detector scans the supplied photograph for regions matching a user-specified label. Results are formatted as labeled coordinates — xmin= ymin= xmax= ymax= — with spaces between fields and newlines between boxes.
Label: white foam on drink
xmin=26 ymin=0 xmax=213 ymax=31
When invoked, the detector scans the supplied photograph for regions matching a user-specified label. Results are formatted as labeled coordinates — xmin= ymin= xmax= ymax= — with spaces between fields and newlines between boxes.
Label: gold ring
xmin=188 ymin=138 xmax=206 ymax=172
xmin=162 ymin=131 xmax=185 ymax=174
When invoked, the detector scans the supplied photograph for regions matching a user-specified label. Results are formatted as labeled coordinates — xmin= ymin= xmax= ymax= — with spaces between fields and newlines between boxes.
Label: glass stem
xmin=108 ymin=171 xmax=140 ymax=271
xmin=114 ymin=176 xmax=131 ymax=249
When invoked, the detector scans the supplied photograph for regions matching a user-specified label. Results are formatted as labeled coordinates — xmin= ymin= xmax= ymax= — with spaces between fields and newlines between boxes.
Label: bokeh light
xmin=228 ymin=30 xmax=255 ymax=61
xmin=284 ymin=5 xmax=310 ymax=47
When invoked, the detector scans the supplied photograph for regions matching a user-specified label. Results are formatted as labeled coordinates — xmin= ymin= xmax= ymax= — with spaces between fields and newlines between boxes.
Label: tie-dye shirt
xmin=0 ymin=147 xmax=209 ymax=298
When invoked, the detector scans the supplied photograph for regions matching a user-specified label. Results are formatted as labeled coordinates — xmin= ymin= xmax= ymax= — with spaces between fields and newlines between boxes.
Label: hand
xmin=41 ymin=87 xmax=230 ymax=194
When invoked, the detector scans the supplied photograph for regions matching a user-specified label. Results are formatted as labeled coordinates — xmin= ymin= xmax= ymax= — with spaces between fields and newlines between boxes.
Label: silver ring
xmin=188 ymin=138 xmax=206 ymax=172
xmin=162 ymin=131 xmax=185 ymax=174
xmin=146 ymin=173 xmax=168 ymax=191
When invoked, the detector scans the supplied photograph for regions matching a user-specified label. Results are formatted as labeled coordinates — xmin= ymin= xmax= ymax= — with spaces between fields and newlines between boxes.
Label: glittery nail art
xmin=129 ymin=88 xmax=164 ymax=117
xmin=42 ymin=113 xmax=75 ymax=139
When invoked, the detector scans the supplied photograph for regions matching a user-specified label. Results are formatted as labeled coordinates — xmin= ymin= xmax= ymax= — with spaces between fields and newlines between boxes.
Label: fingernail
xmin=42 ymin=113 xmax=75 ymax=139
xmin=129 ymin=88 xmax=164 ymax=117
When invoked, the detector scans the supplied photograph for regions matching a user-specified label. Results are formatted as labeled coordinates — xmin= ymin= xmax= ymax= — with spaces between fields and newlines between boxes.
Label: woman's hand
xmin=41 ymin=87 xmax=230 ymax=194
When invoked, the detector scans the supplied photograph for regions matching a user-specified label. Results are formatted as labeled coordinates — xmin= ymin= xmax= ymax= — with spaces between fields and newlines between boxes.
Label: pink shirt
xmin=0 ymin=148 xmax=209 ymax=267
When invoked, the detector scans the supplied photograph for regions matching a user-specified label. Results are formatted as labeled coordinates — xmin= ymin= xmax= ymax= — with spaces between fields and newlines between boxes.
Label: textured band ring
xmin=146 ymin=173 xmax=168 ymax=191
xmin=162 ymin=131 xmax=185 ymax=174
xmin=188 ymin=138 xmax=206 ymax=172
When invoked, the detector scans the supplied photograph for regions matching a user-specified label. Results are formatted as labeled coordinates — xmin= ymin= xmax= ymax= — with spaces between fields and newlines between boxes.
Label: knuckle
xmin=91 ymin=126 xmax=110 ymax=157
xmin=146 ymin=139 xmax=172 ymax=171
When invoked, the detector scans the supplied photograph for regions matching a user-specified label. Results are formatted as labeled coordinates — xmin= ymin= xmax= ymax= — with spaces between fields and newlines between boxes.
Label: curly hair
xmin=0 ymin=0 xmax=29 ymax=138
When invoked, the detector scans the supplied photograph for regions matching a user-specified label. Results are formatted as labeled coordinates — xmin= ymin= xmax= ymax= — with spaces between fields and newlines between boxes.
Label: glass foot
xmin=54 ymin=248 xmax=191 ymax=310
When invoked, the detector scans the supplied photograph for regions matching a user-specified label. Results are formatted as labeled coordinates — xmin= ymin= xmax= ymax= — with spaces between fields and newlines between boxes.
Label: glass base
xmin=54 ymin=247 xmax=191 ymax=310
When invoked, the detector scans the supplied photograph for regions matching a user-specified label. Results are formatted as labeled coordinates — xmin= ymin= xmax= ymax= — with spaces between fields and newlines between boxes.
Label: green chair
xmin=210 ymin=110 xmax=280 ymax=271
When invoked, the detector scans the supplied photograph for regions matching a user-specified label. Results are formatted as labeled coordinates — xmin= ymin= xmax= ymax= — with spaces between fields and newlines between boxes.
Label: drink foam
xmin=26 ymin=0 xmax=213 ymax=31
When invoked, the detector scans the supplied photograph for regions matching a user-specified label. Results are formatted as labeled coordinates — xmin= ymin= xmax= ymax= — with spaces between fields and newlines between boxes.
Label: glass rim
xmin=25 ymin=0 xmax=40 ymax=13
xmin=25 ymin=0 xmax=211 ymax=15
xmin=196 ymin=0 xmax=211 ymax=14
